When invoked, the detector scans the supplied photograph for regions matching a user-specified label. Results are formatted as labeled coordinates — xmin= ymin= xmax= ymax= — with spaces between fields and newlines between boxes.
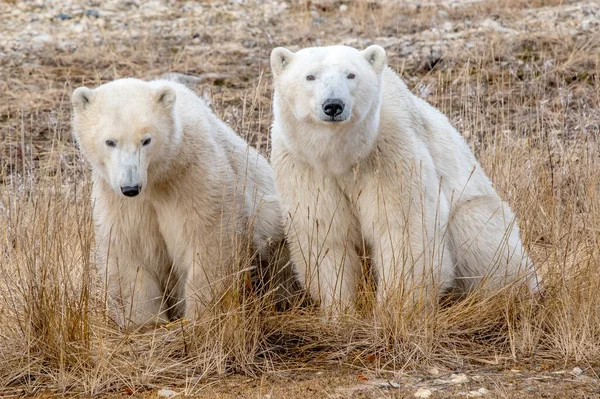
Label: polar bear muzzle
xmin=120 ymin=185 xmax=141 ymax=197
xmin=322 ymin=98 xmax=345 ymax=120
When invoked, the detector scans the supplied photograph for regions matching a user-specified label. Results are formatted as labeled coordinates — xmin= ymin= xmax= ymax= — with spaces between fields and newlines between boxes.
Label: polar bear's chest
xmin=153 ymin=203 xmax=191 ymax=265
xmin=287 ymin=127 xmax=377 ymax=176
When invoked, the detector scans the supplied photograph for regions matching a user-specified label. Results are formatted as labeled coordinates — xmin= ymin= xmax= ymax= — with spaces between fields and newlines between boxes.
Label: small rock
xmin=458 ymin=390 xmax=488 ymax=398
xmin=436 ymin=9 xmax=449 ymax=20
xmin=377 ymin=380 xmax=401 ymax=389
xmin=480 ymin=18 xmax=516 ymax=34
xmin=157 ymin=389 xmax=177 ymax=398
xmin=85 ymin=9 xmax=100 ymax=18
xmin=450 ymin=373 xmax=469 ymax=384
xmin=339 ymin=4 xmax=348 ymax=12
xmin=241 ymin=39 xmax=257 ymax=48
xmin=32 ymin=34 xmax=53 ymax=44
xmin=71 ymin=23 xmax=85 ymax=33
xmin=571 ymin=367 xmax=583 ymax=376
xmin=428 ymin=367 xmax=440 ymax=376
xmin=441 ymin=21 xmax=454 ymax=32
xmin=55 ymin=13 xmax=72 ymax=20
xmin=414 ymin=388 xmax=433 ymax=398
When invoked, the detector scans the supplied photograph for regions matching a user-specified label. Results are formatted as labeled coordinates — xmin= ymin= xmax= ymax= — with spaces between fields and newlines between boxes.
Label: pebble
xmin=437 ymin=9 xmax=450 ymax=20
xmin=32 ymin=34 xmax=53 ymax=44
xmin=31 ymin=33 xmax=54 ymax=50
xmin=85 ymin=9 xmax=100 ymax=18
xmin=376 ymin=380 xmax=401 ymax=389
xmin=441 ymin=21 xmax=454 ymax=32
xmin=480 ymin=18 xmax=516 ymax=34
xmin=339 ymin=4 xmax=348 ymax=12
xmin=414 ymin=388 xmax=433 ymax=398
xmin=571 ymin=367 xmax=583 ymax=376
xmin=55 ymin=13 xmax=72 ymax=20
xmin=450 ymin=373 xmax=469 ymax=384
xmin=157 ymin=388 xmax=177 ymax=398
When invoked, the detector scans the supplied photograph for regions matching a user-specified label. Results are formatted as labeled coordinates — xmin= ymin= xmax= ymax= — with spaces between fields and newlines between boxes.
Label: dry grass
xmin=1 ymin=0 xmax=600 ymax=396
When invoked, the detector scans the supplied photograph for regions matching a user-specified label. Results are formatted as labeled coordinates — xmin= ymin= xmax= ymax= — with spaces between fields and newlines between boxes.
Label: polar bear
xmin=72 ymin=78 xmax=288 ymax=328
xmin=269 ymin=45 xmax=539 ymax=313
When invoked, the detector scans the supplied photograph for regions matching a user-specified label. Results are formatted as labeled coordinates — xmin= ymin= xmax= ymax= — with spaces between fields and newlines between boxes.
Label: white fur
xmin=270 ymin=45 xmax=539 ymax=313
xmin=72 ymin=78 xmax=284 ymax=328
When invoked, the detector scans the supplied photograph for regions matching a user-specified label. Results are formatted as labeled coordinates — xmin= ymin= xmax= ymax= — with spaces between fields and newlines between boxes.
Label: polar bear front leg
xmin=368 ymin=224 xmax=453 ymax=308
xmin=103 ymin=260 xmax=171 ymax=329
xmin=177 ymin=232 xmax=236 ymax=319
xmin=94 ymin=198 xmax=172 ymax=329
xmin=182 ymin=255 xmax=216 ymax=319
xmin=96 ymin=230 xmax=171 ymax=328
xmin=357 ymin=175 xmax=454 ymax=310
xmin=272 ymin=153 xmax=362 ymax=315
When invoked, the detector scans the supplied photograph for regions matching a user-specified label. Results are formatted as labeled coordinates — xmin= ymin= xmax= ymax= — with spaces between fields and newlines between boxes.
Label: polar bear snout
xmin=322 ymin=99 xmax=345 ymax=119
xmin=319 ymin=98 xmax=350 ymax=122
xmin=120 ymin=185 xmax=141 ymax=197
xmin=110 ymin=152 xmax=148 ymax=198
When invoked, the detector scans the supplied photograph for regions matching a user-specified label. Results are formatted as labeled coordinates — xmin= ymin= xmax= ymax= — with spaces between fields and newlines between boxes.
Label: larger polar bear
xmin=72 ymin=78 xmax=286 ymax=328
xmin=270 ymin=45 xmax=539 ymax=313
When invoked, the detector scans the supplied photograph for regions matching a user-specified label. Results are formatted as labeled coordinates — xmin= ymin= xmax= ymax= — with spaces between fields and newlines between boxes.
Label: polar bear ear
xmin=362 ymin=45 xmax=386 ymax=74
xmin=270 ymin=47 xmax=295 ymax=77
xmin=72 ymin=87 xmax=96 ymax=112
xmin=155 ymin=86 xmax=176 ymax=110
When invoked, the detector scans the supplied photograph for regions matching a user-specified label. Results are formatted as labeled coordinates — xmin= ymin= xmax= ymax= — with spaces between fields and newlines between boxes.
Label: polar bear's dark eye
xmin=105 ymin=140 xmax=116 ymax=148
xmin=142 ymin=137 xmax=152 ymax=146
xmin=347 ymin=73 xmax=356 ymax=79
xmin=306 ymin=75 xmax=315 ymax=81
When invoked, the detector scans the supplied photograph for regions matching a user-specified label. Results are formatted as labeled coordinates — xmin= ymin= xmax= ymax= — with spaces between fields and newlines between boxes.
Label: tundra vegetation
xmin=0 ymin=0 xmax=599 ymax=397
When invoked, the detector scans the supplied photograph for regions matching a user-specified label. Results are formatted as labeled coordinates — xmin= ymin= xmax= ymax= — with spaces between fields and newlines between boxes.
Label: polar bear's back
xmin=152 ymin=79 xmax=277 ymax=195
xmin=381 ymin=69 xmax=495 ymax=203
xmin=154 ymin=79 xmax=282 ymax=246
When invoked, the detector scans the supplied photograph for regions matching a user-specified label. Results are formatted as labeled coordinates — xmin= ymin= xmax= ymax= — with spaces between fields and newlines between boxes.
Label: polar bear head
xmin=71 ymin=79 xmax=180 ymax=198
xmin=270 ymin=45 xmax=386 ymax=125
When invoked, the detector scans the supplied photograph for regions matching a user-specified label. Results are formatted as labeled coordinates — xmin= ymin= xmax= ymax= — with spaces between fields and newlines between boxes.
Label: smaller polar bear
xmin=72 ymin=78 xmax=286 ymax=328
xmin=270 ymin=45 xmax=539 ymax=313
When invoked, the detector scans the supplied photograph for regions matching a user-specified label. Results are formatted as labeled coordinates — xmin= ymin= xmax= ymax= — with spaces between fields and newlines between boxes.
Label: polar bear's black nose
xmin=121 ymin=185 xmax=140 ymax=197
xmin=322 ymin=99 xmax=345 ymax=117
